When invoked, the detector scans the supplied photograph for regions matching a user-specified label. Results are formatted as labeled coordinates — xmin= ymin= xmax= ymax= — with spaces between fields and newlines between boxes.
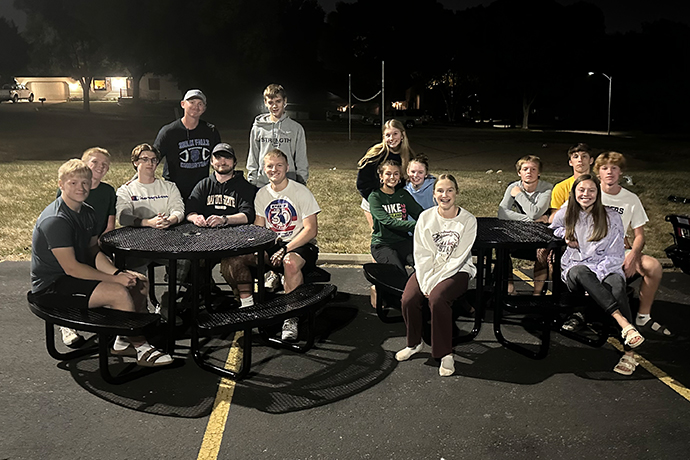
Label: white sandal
xmin=621 ymin=325 xmax=645 ymax=349
xmin=613 ymin=354 xmax=638 ymax=375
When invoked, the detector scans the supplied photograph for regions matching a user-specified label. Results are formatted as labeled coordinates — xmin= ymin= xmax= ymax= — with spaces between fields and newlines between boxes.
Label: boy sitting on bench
xmin=595 ymin=151 xmax=673 ymax=338
xmin=30 ymin=159 xmax=173 ymax=367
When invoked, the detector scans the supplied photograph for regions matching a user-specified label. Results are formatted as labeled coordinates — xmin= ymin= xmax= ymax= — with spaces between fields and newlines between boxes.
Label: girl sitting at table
xmin=368 ymin=160 xmax=423 ymax=275
xmin=395 ymin=174 xmax=477 ymax=377
xmin=357 ymin=119 xmax=415 ymax=229
xmin=550 ymin=174 xmax=645 ymax=375
xmin=404 ymin=154 xmax=436 ymax=210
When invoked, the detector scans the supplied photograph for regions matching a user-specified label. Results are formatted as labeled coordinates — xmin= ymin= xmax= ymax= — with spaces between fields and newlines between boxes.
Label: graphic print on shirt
xmin=129 ymin=194 xmax=169 ymax=202
xmin=265 ymin=199 xmax=298 ymax=238
xmin=206 ymin=195 xmax=236 ymax=210
xmin=382 ymin=203 xmax=407 ymax=220
xmin=259 ymin=136 xmax=293 ymax=150
xmin=433 ymin=230 xmax=460 ymax=256
xmin=177 ymin=138 xmax=211 ymax=169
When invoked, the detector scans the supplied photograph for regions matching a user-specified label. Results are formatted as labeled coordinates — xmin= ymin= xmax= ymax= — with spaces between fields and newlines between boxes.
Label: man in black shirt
xmin=153 ymin=89 xmax=221 ymax=202
xmin=186 ymin=143 xmax=258 ymax=307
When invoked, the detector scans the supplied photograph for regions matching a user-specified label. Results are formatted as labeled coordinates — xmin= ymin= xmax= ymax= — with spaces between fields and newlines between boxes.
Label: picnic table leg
xmin=166 ymin=259 xmax=178 ymax=353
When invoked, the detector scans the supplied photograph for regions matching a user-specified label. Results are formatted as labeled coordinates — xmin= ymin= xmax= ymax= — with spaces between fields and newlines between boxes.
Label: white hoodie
xmin=413 ymin=206 xmax=477 ymax=296
xmin=246 ymin=113 xmax=309 ymax=187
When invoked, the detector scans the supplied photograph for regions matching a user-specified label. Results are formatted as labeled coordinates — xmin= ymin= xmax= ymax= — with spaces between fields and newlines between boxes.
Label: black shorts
xmin=32 ymin=276 xmax=101 ymax=310
xmin=267 ymin=242 xmax=319 ymax=272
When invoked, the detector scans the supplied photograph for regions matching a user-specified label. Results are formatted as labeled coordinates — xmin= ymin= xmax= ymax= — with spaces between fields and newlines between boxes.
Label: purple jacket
xmin=550 ymin=207 xmax=625 ymax=283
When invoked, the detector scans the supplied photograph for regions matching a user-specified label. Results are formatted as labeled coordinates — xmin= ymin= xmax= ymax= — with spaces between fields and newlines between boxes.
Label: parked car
xmin=0 ymin=83 xmax=34 ymax=103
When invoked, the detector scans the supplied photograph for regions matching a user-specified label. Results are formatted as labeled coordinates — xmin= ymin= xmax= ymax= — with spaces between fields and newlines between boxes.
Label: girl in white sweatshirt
xmin=395 ymin=174 xmax=477 ymax=377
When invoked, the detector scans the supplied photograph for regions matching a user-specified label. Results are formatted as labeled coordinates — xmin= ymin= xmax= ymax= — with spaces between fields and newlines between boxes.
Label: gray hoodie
xmin=246 ymin=113 xmax=309 ymax=187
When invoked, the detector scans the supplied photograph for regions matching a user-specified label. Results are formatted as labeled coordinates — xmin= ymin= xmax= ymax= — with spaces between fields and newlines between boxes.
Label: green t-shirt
xmin=57 ymin=181 xmax=116 ymax=236
xmin=368 ymin=188 xmax=423 ymax=246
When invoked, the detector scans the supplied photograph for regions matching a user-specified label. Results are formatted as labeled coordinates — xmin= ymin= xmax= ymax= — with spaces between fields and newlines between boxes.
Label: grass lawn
xmin=1 ymin=161 xmax=687 ymax=261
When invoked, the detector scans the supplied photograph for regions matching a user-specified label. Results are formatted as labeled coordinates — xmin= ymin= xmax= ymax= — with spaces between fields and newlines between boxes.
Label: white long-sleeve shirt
xmin=116 ymin=178 xmax=184 ymax=227
xmin=413 ymin=206 xmax=477 ymax=296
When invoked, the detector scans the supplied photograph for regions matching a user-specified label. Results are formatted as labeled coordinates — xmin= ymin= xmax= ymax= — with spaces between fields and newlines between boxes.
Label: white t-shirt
xmin=254 ymin=179 xmax=321 ymax=243
xmin=601 ymin=187 xmax=648 ymax=236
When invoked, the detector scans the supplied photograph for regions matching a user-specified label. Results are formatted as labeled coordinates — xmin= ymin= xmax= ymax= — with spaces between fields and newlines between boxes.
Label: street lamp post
xmin=588 ymin=72 xmax=613 ymax=135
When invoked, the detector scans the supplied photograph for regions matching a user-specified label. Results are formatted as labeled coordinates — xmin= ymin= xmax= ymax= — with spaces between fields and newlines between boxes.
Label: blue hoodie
xmin=405 ymin=175 xmax=436 ymax=210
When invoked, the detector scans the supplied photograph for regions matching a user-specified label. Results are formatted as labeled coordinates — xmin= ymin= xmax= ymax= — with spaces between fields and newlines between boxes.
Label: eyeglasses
xmin=138 ymin=157 xmax=159 ymax=164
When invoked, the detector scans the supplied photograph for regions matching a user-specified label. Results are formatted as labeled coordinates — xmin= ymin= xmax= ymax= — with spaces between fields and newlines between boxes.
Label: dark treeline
xmin=3 ymin=0 xmax=689 ymax=131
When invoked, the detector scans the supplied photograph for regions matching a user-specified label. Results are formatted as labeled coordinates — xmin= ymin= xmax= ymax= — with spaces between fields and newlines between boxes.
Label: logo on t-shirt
xmin=178 ymin=139 xmax=211 ymax=169
xmin=266 ymin=199 xmax=298 ymax=236
xmin=433 ymin=230 xmax=460 ymax=256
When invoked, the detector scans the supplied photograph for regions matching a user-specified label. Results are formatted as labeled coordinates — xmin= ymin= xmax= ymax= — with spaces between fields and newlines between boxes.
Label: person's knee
xmin=640 ymin=255 xmax=662 ymax=280
xmin=283 ymin=253 xmax=305 ymax=276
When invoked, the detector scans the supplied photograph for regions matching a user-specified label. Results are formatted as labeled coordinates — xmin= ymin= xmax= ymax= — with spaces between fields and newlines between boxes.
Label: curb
xmin=318 ymin=253 xmax=676 ymax=269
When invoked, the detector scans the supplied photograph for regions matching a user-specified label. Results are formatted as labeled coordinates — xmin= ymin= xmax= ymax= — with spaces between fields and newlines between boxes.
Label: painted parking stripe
xmin=197 ymin=331 xmax=243 ymax=460
xmin=513 ymin=268 xmax=690 ymax=403
xmin=608 ymin=338 xmax=690 ymax=401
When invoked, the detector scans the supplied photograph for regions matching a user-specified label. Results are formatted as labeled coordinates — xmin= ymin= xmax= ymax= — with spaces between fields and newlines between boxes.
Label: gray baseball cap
xmin=212 ymin=142 xmax=236 ymax=160
xmin=183 ymin=89 xmax=206 ymax=104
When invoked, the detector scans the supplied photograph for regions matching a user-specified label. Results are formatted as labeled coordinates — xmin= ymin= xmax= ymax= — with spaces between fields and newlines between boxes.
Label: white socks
xmin=240 ymin=296 xmax=254 ymax=308
xmin=439 ymin=354 xmax=455 ymax=377
xmin=113 ymin=335 xmax=130 ymax=352
xmin=395 ymin=342 xmax=424 ymax=361
xmin=636 ymin=314 xmax=651 ymax=326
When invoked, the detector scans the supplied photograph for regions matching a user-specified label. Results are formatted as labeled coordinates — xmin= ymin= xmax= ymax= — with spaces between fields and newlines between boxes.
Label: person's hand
xmin=145 ymin=213 xmax=169 ymax=229
xmin=510 ymin=185 xmax=522 ymax=197
xmin=190 ymin=214 xmax=207 ymax=227
xmin=206 ymin=215 xmax=226 ymax=227
xmin=623 ymin=251 xmax=640 ymax=278
xmin=114 ymin=271 xmax=137 ymax=287
xmin=535 ymin=215 xmax=549 ymax=224
xmin=270 ymin=247 xmax=286 ymax=267
xmin=159 ymin=214 xmax=174 ymax=229
xmin=566 ymin=238 xmax=579 ymax=249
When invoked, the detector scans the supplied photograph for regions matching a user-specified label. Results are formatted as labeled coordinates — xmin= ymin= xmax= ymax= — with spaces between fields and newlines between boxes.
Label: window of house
xmin=93 ymin=79 xmax=107 ymax=91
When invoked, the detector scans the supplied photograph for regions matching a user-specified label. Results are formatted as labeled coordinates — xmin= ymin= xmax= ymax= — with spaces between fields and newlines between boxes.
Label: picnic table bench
xmin=27 ymin=291 xmax=161 ymax=384
xmin=192 ymin=282 xmax=338 ymax=380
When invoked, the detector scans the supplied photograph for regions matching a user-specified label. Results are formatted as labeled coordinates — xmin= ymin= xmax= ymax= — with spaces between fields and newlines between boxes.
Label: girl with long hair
xmin=550 ymin=174 xmax=645 ymax=375
xmin=357 ymin=119 xmax=415 ymax=228
xmin=368 ymin=160 xmax=423 ymax=274
xmin=395 ymin=174 xmax=477 ymax=377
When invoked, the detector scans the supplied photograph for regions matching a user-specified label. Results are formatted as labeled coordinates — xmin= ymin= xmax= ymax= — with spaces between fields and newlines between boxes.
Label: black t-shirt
xmin=187 ymin=170 xmax=257 ymax=222
xmin=356 ymin=151 xmax=402 ymax=199
xmin=153 ymin=118 xmax=221 ymax=201
xmin=31 ymin=198 xmax=97 ymax=292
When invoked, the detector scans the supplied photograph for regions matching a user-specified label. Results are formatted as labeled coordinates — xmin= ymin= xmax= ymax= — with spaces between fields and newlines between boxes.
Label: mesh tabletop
xmin=476 ymin=217 xmax=558 ymax=249
xmin=100 ymin=222 xmax=277 ymax=259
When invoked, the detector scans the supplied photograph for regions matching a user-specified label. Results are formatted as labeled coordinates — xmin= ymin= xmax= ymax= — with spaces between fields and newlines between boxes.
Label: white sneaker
xmin=265 ymin=271 xmax=281 ymax=292
xmin=281 ymin=317 xmax=299 ymax=341
xmin=60 ymin=327 xmax=84 ymax=348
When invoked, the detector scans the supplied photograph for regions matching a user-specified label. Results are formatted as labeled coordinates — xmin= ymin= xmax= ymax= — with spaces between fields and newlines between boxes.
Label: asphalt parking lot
xmin=2 ymin=261 xmax=690 ymax=460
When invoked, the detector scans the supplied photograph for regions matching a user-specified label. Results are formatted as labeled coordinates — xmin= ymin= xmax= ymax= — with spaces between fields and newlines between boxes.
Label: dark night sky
xmin=318 ymin=0 xmax=690 ymax=33
xmin=2 ymin=0 xmax=689 ymax=33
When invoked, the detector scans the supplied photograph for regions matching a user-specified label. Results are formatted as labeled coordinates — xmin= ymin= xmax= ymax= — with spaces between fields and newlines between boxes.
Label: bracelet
xmin=114 ymin=269 xmax=123 ymax=275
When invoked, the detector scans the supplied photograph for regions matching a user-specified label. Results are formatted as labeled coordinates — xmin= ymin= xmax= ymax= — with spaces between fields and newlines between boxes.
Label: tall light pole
xmin=588 ymin=72 xmax=613 ymax=135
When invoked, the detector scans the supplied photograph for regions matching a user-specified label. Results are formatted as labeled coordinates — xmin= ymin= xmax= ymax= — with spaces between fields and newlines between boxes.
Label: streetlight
xmin=588 ymin=72 xmax=612 ymax=135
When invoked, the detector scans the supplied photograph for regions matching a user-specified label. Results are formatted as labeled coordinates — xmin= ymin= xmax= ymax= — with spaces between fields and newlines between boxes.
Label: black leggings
xmin=371 ymin=239 xmax=414 ymax=274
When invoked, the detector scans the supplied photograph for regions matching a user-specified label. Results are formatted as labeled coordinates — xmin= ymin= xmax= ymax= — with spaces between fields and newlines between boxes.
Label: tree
xmin=0 ymin=17 xmax=29 ymax=83
xmin=15 ymin=0 xmax=117 ymax=111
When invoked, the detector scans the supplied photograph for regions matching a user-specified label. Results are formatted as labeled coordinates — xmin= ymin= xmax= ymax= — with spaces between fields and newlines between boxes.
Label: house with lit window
xmin=13 ymin=74 xmax=180 ymax=102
